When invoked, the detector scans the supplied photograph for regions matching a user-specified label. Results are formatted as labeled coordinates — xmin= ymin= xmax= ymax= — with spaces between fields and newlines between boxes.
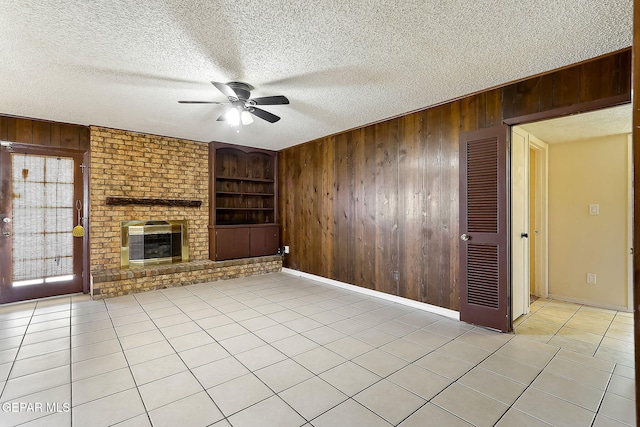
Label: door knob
xmin=460 ymin=234 xmax=470 ymax=241
xmin=521 ymin=232 xmax=529 ymax=238
xmin=2 ymin=217 xmax=9 ymax=223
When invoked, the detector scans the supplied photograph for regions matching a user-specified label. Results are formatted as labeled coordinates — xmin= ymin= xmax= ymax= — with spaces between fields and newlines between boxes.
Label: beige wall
xmin=548 ymin=134 xmax=630 ymax=309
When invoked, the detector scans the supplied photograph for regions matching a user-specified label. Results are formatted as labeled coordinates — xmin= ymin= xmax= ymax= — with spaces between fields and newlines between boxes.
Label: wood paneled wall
xmin=0 ymin=116 xmax=89 ymax=151
xmin=279 ymin=48 xmax=631 ymax=311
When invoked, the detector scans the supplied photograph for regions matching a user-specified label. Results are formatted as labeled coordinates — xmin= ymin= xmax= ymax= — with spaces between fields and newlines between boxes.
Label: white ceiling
xmin=520 ymin=104 xmax=632 ymax=145
xmin=0 ymin=1 xmax=632 ymax=150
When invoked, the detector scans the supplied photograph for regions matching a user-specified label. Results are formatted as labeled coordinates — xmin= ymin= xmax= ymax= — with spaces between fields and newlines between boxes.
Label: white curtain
xmin=11 ymin=154 xmax=74 ymax=283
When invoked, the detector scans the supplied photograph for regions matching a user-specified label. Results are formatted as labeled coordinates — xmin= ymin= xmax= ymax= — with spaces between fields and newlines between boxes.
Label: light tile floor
xmin=514 ymin=297 xmax=635 ymax=367
xmin=0 ymin=273 xmax=634 ymax=426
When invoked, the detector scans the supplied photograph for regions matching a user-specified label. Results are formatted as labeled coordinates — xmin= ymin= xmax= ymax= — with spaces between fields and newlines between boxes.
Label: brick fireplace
xmin=89 ymin=127 xmax=281 ymax=298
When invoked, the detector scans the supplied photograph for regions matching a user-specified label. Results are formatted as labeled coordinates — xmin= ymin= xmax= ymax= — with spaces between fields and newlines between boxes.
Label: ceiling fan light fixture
xmin=224 ymin=108 xmax=241 ymax=126
xmin=241 ymin=110 xmax=254 ymax=125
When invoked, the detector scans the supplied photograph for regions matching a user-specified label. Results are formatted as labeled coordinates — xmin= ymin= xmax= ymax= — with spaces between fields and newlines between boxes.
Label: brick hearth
xmin=91 ymin=256 xmax=282 ymax=299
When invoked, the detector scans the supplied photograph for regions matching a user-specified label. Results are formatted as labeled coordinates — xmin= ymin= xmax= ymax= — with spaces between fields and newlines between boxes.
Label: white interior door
xmin=511 ymin=128 xmax=530 ymax=320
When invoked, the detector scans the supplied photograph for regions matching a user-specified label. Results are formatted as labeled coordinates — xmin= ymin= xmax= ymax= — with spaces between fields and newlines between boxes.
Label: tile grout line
xmin=99 ymin=296 xmax=153 ymax=427
xmin=227 ymin=278 xmax=364 ymax=425
xmin=193 ymin=278 xmax=430 ymax=425
xmin=519 ymin=299 xmax=624 ymax=359
xmin=139 ymin=280 xmax=309 ymax=425
xmin=415 ymin=329 xmax=520 ymax=426
xmin=214 ymin=279 xmax=370 ymax=425
xmin=4 ymin=297 xmax=72 ymax=426
xmin=491 ymin=344 xmax=562 ymax=427
xmin=589 ymin=363 xmax=617 ymax=427
xmin=0 ymin=306 xmax=35 ymax=401
xmin=354 ymin=326 xmax=511 ymax=426
xmin=133 ymin=286 xmax=227 ymax=424
xmin=596 ymin=311 xmax=621 ymax=358
xmin=66 ymin=297 xmax=73 ymax=427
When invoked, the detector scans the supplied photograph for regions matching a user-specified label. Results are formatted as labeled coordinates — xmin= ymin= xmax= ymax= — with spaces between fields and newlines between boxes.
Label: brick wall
xmin=89 ymin=127 xmax=209 ymax=271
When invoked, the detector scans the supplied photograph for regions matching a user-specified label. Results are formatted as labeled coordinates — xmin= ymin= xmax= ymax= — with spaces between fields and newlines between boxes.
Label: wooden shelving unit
xmin=210 ymin=142 xmax=280 ymax=261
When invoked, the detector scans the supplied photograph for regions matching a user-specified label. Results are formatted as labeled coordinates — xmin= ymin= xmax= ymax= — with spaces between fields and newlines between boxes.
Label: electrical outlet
xmin=393 ymin=271 xmax=399 ymax=281
xmin=586 ymin=273 xmax=597 ymax=285
xmin=284 ymin=246 xmax=289 ymax=254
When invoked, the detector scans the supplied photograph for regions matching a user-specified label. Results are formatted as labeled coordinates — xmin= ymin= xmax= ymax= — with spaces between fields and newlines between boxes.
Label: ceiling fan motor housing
xmin=227 ymin=82 xmax=253 ymax=101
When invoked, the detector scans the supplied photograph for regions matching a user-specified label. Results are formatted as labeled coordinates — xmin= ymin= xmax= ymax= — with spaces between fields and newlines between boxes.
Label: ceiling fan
xmin=179 ymin=81 xmax=289 ymax=125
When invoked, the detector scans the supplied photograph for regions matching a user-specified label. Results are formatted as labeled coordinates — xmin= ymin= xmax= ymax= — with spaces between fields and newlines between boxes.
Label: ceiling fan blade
xmin=212 ymin=81 xmax=238 ymax=99
xmin=249 ymin=107 xmax=280 ymax=123
xmin=178 ymin=101 xmax=226 ymax=104
xmin=250 ymin=95 xmax=289 ymax=105
xmin=216 ymin=106 xmax=233 ymax=121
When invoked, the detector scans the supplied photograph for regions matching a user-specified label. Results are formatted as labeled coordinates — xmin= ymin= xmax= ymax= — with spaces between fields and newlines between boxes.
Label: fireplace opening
xmin=121 ymin=220 xmax=188 ymax=268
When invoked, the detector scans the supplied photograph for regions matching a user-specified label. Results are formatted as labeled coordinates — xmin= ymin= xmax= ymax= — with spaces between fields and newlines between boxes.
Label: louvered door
xmin=459 ymin=126 xmax=509 ymax=332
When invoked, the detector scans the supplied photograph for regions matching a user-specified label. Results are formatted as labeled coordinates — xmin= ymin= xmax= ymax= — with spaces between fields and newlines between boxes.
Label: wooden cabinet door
xmin=215 ymin=228 xmax=250 ymax=260
xmin=250 ymin=226 xmax=280 ymax=257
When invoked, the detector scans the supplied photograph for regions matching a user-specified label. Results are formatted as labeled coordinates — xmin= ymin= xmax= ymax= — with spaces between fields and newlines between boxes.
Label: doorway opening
xmin=510 ymin=104 xmax=633 ymax=325
xmin=510 ymin=128 xmax=548 ymax=321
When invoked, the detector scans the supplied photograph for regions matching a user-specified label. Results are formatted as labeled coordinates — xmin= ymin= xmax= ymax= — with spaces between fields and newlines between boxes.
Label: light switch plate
xmin=589 ymin=204 xmax=599 ymax=215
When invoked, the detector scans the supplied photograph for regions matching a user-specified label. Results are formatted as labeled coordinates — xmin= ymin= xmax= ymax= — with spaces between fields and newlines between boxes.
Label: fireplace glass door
xmin=120 ymin=220 xmax=188 ymax=268
xmin=0 ymin=147 xmax=84 ymax=303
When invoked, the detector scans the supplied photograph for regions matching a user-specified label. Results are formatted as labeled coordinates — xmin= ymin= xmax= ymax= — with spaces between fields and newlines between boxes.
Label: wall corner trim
xmin=281 ymin=268 xmax=460 ymax=321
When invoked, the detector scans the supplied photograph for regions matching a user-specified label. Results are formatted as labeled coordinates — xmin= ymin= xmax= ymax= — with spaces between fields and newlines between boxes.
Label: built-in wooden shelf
xmin=216 ymin=176 xmax=274 ymax=183
xmin=217 ymin=192 xmax=275 ymax=196
xmin=216 ymin=207 xmax=274 ymax=211
xmin=211 ymin=142 xmax=280 ymax=261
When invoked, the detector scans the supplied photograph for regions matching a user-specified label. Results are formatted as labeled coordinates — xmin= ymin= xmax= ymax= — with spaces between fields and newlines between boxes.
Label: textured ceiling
xmin=520 ymin=104 xmax=632 ymax=145
xmin=0 ymin=1 xmax=632 ymax=150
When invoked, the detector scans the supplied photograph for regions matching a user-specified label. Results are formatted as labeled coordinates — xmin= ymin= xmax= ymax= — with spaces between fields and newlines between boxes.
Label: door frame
xmin=0 ymin=142 xmax=89 ymax=303
xmin=527 ymin=135 xmax=549 ymax=299
xmin=627 ymin=134 xmax=633 ymax=312
xmin=510 ymin=127 xmax=531 ymax=321
xmin=510 ymin=128 xmax=549 ymax=305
